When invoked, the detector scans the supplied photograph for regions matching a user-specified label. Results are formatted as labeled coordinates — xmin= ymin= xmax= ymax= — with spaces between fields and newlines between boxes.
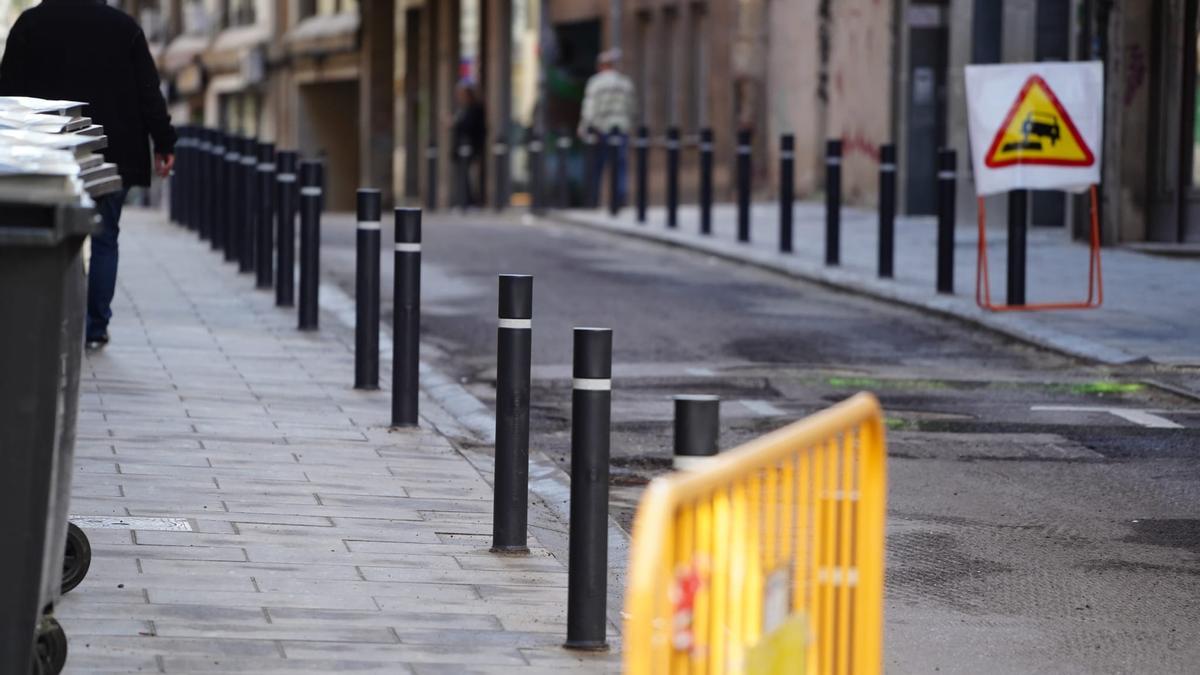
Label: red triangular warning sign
xmin=984 ymin=75 xmax=1094 ymax=168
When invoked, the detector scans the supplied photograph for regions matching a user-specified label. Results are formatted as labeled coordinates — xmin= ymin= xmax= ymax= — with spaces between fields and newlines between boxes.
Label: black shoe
xmin=85 ymin=333 xmax=109 ymax=350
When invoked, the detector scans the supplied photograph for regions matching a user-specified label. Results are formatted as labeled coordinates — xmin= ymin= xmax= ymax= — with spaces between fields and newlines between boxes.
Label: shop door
xmin=904 ymin=5 xmax=948 ymax=216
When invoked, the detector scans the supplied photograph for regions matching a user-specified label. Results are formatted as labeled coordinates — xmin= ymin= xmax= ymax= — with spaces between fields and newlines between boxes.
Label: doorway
xmin=297 ymin=79 xmax=360 ymax=211
xmin=904 ymin=4 xmax=948 ymax=216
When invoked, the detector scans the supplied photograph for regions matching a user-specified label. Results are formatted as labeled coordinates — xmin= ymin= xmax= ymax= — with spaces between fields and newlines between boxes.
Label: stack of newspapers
xmin=0 ymin=96 xmax=122 ymax=205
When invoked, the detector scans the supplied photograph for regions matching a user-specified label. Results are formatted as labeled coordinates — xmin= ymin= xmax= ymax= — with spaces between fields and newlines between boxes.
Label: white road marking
xmin=739 ymin=399 xmax=786 ymax=417
xmin=70 ymin=516 xmax=192 ymax=531
xmin=685 ymin=367 xmax=715 ymax=377
xmin=1030 ymin=405 xmax=1184 ymax=429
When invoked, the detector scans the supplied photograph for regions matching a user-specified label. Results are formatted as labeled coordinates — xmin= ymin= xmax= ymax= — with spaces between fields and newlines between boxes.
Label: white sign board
xmin=964 ymin=61 xmax=1103 ymax=196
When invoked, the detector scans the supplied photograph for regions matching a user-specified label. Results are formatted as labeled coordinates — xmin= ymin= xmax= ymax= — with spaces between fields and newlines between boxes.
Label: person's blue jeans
xmin=593 ymin=132 xmax=628 ymax=208
xmin=87 ymin=189 xmax=128 ymax=340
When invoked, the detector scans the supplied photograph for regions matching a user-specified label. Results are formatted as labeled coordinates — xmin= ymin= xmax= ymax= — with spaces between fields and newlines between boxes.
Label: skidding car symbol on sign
xmin=984 ymin=74 xmax=1094 ymax=168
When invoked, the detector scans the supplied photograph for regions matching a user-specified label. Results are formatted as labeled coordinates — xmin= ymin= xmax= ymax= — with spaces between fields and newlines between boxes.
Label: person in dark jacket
xmin=0 ymin=0 xmax=176 ymax=348
xmin=450 ymin=80 xmax=485 ymax=208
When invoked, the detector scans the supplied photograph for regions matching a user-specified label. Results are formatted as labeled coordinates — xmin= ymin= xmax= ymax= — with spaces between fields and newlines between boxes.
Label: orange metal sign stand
xmin=975 ymin=185 xmax=1103 ymax=311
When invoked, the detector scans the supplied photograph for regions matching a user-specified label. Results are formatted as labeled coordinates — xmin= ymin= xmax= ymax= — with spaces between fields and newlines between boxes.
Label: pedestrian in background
xmin=0 ymin=0 xmax=176 ymax=349
xmin=451 ymin=80 xmax=486 ymax=208
xmin=578 ymin=48 xmax=636 ymax=208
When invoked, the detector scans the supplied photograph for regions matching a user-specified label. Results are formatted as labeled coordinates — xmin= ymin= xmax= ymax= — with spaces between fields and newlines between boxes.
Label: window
xmin=300 ymin=0 xmax=358 ymax=19
xmin=222 ymin=0 xmax=254 ymax=28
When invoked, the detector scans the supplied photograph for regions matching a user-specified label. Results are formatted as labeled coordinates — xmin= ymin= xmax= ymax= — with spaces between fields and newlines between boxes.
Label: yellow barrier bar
xmin=624 ymin=393 xmax=887 ymax=675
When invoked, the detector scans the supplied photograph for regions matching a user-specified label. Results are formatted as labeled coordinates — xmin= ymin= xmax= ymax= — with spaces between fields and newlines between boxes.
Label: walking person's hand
xmin=155 ymin=153 xmax=174 ymax=178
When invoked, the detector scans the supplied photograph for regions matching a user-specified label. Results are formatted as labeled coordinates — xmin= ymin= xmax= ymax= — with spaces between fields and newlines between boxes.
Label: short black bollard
xmin=825 ymin=139 xmax=842 ymax=266
xmin=239 ymin=136 xmax=258 ymax=274
xmin=878 ymin=143 xmax=897 ymax=278
xmin=455 ymin=143 xmax=472 ymax=210
xmin=607 ymin=126 xmax=622 ymax=216
xmin=210 ymin=131 xmax=227 ymax=252
xmin=169 ymin=126 xmax=181 ymax=224
xmin=936 ymin=148 xmax=957 ymax=294
xmin=392 ymin=208 xmax=422 ymax=427
xmin=256 ymin=141 xmax=276 ymax=290
xmin=634 ymin=125 xmax=649 ymax=224
xmin=665 ymin=127 xmax=680 ymax=229
xmin=425 ymin=144 xmax=438 ymax=211
xmin=583 ymin=127 xmax=598 ymax=208
xmin=298 ymin=159 xmax=323 ymax=331
xmin=493 ymin=136 xmax=509 ymax=211
xmin=779 ymin=134 xmax=795 ymax=253
xmin=564 ymin=327 xmax=612 ymax=652
xmin=528 ymin=134 xmax=544 ymax=215
xmin=174 ymin=125 xmax=187 ymax=226
xmin=673 ymin=395 xmax=720 ymax=471
xmin=355 ymin=189 xmax=382 ymax=390
xmin=737 ymin=129 xmax=752 ymax=243
xmin=1007 ymin=190 xmax=1028 ymax=306
xmin=223 ymin=136 xmax=241 ymax=264
xmin=699 ymin=128 xmax=714 ymax=235
xmin=492 ymin=274 xmax=533 ymax=554
xmin=202 ymin=129 xmax=217 ymax=243
xmin=275 ymin=150 xmax=299 ymax=307
xmin=556 ymin=135 xmax=572 ymax=208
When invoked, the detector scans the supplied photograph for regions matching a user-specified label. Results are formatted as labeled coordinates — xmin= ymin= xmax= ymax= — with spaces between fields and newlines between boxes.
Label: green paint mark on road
xmin=1069 ymin=381 xmax=1145 ymax=395
xmin=827 ymin=377 xmax=950 ymax=390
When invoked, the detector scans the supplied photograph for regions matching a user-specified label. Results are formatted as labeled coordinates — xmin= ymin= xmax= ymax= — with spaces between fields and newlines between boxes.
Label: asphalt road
xmin=319 ymin=210 xmax=1200 ymax=673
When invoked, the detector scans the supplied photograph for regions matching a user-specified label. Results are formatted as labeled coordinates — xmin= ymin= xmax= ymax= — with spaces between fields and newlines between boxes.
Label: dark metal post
xmin=607 ymin=126 xmax=622 ymax=216
xmin=223 ymin=135 xmax=241 ymax=263
xmin=825 ymin=139 xmax=842 ymax=266
xmin=779 ymin=134 xmax=795 ymax=253
xmin=556 ymin=135 xmax=572 ymax=208
xmin=425 ymin=144 xmax=438 ymax=211
xmin=298 ymin=160 xmax=323 ymax=331
xmin=634 ymin=126 xmax=649 ymax=224
xmin=673 ymin=395 xmax=719 ymax=470
xmin=737 ymin=129 xmax=752 ymax=243
xmin=201 ymin=129 xmax=216 ymax=242
xmin=392 ymin=208 xmax=422 ymax=427
xmin=239 ymin=136 xmax=257 ymax=274
xmin=878 ymin=143 xmax=897 ymax=278
xmin=492 ymin=274 xmax=533 ymax=553
xmin=583 ymin=127 xmax=598 ymax=208
xmin=210 ymin=131 xmax=227 ymax=252
xmin=354 ymin=189 xmax=382 ymax=390
xmin=936 ymin=148 xmax=957 ymax=294
xmin=256 ymin=141 xmax=276 ymax=289
xmin=564 ymin=327 xmax=612 ymax=652
xmin=1007 ymin=190 xmax=1028 ymax=306
xmin=175 ymin=125 xmax=187 ymax=226
xmin=666 ymin=127 xmax=680 ymax=228
xmin=493 ymin=136 xmax=509 ymax=211
xmin=275 ymin=150 xmax=298 ymax=307
xmin=528 ymin=134 xmax=544 ymax=215
xmin=455 ymin=142 xmax=472 ymax=210
xmin=699 ymin=128 xmax=713 ymax=235
xmin=170 ymin=126 xmax=181 ymax=224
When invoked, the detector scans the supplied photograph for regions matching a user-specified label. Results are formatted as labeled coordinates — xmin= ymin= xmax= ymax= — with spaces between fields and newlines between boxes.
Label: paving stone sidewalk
xmin=551 ymin=203 xmax=1200 ymax=371
xmin=61 ymin=209 xmax=619 ymax=673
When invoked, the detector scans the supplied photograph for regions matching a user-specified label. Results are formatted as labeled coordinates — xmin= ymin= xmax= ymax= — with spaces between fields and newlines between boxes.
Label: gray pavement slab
xmin=60 ymin=210 xmax=618 ymax=672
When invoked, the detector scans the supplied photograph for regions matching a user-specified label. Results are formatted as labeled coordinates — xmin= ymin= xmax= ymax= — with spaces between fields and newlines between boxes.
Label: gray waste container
xmin=0 ymin=201 xmax=95 ymax=674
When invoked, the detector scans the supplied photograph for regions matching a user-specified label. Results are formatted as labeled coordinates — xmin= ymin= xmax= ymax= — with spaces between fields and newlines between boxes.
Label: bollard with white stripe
xmin=392 ymin=208 xmax=422 ymax=427
xmin=493 ymin=137 xmax=509 ymax=211
xmin=780 ymin=134 xmax=795 ymax=253
xmin=528 ymin=135 xmax=544 ymax=215
xmin=666 ymin=127 xmax=680 ymax=229
xmin=737 ymin=129 xmax=752 ymax=243
xmin=634 ymin=126 xmax=649 ymax=224
xmin=936 ymin=148 xmax=956 ymax=295
xmin=492 ymin=274 xmax=533 ymax=553
xmin=564 ymin=327 xmax=612 ymax=652
xmin=607 ymin=126 xmax=622 ymax=216
xmin=169 ymin=126 xmax=181 ymax=224
xmin=425 ymin=144 xmax=438 ymax=211
xmin=699 ymin=128 xmax=714 ymax=235
xmin=878 ymin=143 xmax=897 ymax=278
xmin=202 ymin=128 xmax=218 ymax=243
xmin=298 ymin=160 xmax=323 ymax=331
xmin=673 ymin=395 xmax=720 ymax=470
xmin=1007 ymin=189 xmax=1028 ymax=306
xmin=210 ymin=131 xmax=228 ymax=253
xmin=239 ymin=136 xmax=258 ymax=274
xmin=556 ymin=135 xmax=572 ymax=208
xmin=256 ymin=141 xmax=276 ymax=290
xmin=825 ymin=138 xmax=843 ymax=266
xmin=223 ymin=135 xmax=242 ymax=264
xmin=355 ymin=189 xmax=382 ymax=390
xmin=275 ymin=150 xmax=299 ymax=307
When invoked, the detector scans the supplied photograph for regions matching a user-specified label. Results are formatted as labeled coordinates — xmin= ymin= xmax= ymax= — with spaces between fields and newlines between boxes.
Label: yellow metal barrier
xmin=624 ymin=393 xmax=887 ymax=675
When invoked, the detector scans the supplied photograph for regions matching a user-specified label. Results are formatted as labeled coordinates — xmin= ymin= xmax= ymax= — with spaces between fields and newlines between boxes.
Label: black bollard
xmin=392 ymin=208 xmax=422 ymax=427
xmin=583 ymin=127 xmax=598 ymax=208
xmin=298 ymin=160 xmax=323 ymax=331
xmin=564 ymin=327 xmax=612 ymax=651
xmin=825 ymin=139 xmax=842 ymax=266
xmin=455 ymin=142 xmax=472 ymax=210
xmin=210 ymin=131 xmax=227 ymax=252
xmin=492 ymin=274 xmax=533 ymax=553
xmin=607 ymin=126 xmax=622 ymax=216
xmin=878 ymin=143 xmax=897 ymax=278
xmin=425 ymin=144 xmax=438 ymax=211
xmin=528 ymin=134 xmax=544 ymax=215
xmin=779 ymin=134 xmax=795 ymax=253
xmin=556 ymin=135 xmax=571 ymax=208
xmin=275 ymin=150 xmax=298 ymax=307
xmin=666 ymin=127 xmax=680 ymax=229
xmin=169 ymin=126 xmax=180 ymax=224
xmin=201 ymin=129 xmax=217 ymax=242
xmin=737 ymin=129 xmax=752 ymax=243
xmin=239 ymin=136 xmax=257 ymax=274
xmin=699 ymin=128 xmax=714 ymax=235
xmin=355 ymin=189 xmax=382 ymax=390
xmin=175 ymin=125 xmax=187 ymax=226
xmin=223 ymin=135 xmax=241 ymax=263
xmin=1007 ymin=190 xmax=1028 ymax=306
xmin=936 ymin=148 xmax=957 ymax=295
xmin=673 ymin=395 xmax=720 ymax=471
xmin=493 ymin=136 xmax=509 ymax=211
xmin=256 ymin=141 xmax=276 ymax=289
xmin=634 ymin=125 xmax=649 ymax=224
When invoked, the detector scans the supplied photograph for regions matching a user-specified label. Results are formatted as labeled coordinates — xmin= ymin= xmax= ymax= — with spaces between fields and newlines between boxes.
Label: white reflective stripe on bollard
xmin=394 ymin=243 xmax=421 ymax=253
xmin=357 ymin=220 xmax=382 ymax=230
xmin=226 ymin=153 xmax=240 ymax=161
xmin=572 ymin=378 xmax=611 ymax=391
xmin=780 ymin=152 xmax=795 ymax=160
xmin=879 ymin=163 xmax=896 ymax=171
xmin=673 ymin=455 xmax=718 ymax=471
xmin=241 ymin=156 xmax=256 ymax=165
xmin=277 ymin=173 xmax=297 ymax=183
xmin=498 ymin=318 xmax=532 ymax=329
xmin=826 ymin=157 xmax=842 ymax=166
xmin=300 ymin=186 xmax=322 ymax=196
xmin=258 ymin=163 xmax=277 ymax=172
xmin=938 ymin=170 xmax=956 ymax=179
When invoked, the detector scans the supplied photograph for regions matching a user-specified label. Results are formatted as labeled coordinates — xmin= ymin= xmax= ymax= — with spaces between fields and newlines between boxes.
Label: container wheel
xmin=33 ymin=616 xmax=67 ymax=675
xmin=61 ymin=522 xmax=91 ymax=594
